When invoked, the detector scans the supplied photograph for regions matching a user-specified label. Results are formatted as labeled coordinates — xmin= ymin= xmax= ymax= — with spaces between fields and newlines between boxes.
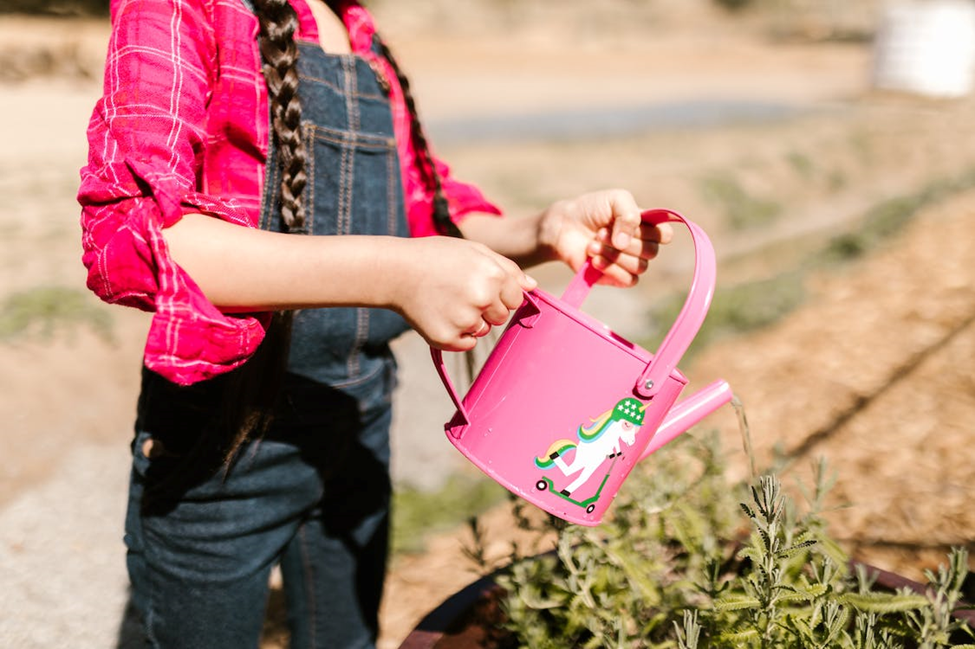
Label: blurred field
xmin=0 ymin=2 xmax=973 ymax=648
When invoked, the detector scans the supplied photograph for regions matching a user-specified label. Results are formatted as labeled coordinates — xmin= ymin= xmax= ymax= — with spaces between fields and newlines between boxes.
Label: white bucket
xmin=873 ymin=0 xmax=975 ymax=98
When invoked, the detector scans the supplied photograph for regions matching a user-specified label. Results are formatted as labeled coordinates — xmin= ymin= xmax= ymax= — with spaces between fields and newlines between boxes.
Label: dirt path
xmin=691 ymin=188 xmax=975 ymax=574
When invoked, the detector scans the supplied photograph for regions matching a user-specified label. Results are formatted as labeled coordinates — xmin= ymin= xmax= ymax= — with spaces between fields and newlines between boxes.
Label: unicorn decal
xmin=534 ymin=397 xmax=646 ymax=509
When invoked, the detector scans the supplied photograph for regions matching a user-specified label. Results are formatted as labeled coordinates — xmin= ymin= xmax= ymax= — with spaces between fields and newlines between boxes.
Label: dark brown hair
xmin=222 ymin=0 xmax=459 ymax=460
xmin=375 ymin=38 xmax=460 ymax=237
xmin=254 ymin=0 xmax=307 ymax=231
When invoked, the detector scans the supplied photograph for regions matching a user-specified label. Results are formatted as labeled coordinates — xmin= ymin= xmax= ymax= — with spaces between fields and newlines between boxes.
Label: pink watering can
xmin=432 ymin=209 xmax=733 ymax=526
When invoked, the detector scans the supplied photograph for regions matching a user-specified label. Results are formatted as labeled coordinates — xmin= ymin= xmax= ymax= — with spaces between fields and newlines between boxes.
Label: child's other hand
xmin=539 ymin=189 xmax=673 ymax=287
xmin=390 ymin=237 xmax=536 ymax=352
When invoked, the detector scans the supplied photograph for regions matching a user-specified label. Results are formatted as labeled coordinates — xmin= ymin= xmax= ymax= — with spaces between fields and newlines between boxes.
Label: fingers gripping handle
xmin=432 ymin=293 xmax=540 ymax=439
xmin=559 ymin=209 xmax=717 ymax=400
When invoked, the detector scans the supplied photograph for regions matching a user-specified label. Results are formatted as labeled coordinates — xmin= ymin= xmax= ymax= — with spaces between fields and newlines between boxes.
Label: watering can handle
xmin=560 ymin=209 xmax=717 ymax=400
xmin=431 ymin=346 xmax=470 ymax=434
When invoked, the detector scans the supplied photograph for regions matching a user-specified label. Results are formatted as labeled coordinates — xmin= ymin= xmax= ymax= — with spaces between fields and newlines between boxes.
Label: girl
xmin=78 ymin=0 xmax=670 ymax=647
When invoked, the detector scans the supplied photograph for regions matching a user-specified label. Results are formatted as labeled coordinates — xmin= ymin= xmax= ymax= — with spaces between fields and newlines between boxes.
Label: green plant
xmin=391 ymin=472 xmax=508 ymax=555
xmin=0 ymin=0 xmax=108 ymax=15
xmin=827 ymin=169 xmax=848 ymax=193
xmin=818 ymin=164 xmax=975 ymax=266
xmin=646 ymin=163 xmax=975 ymax=362
xmin=698 ymin=171 xmax=782 ymax=231
xmin=0 ymin=285 xmax=114 ymax=343
xmin=711 ymin=0 xmax=755 ymax=11
xmin=819 ymin=195 xmax=926 ymax=264
xmin=786 ymin=151 xmax=815 ymax=180
xmin=643 ymin=271 xmax=806 ymax=361
xmin=469 ymin=434 xmax=973 ymax=648
xmin=905 ymin=549 xmax=975 ymax=648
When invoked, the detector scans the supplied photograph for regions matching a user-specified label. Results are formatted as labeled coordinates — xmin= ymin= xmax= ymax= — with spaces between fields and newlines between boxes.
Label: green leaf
xmin=778 ymin=539 xmax=817 ymax=559
xmin=715 ymin=594 xmax=762 ymax=611
xmin=717 ymin=626 xmax=761 ymax=644
xmin=839 ymin=591 xmax=932 ymax=613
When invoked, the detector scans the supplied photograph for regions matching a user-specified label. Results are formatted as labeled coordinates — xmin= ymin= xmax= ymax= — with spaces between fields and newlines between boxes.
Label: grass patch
xmin=643 ymin=271 xmax=806 ymax=362
xmin=786 ymin=150 xmax=815 ymax=179
xmin=818 ymin=194 xmax=924 ymax=264
xmin=646 ymin=165 xmax=975 ymax=358
xmin=391 ymin=472 xmax=509 ymax=555
xmin=826 ymin=168 xmax=847 ymax=192
xmin=0 ymin=285 xmax=114 ymax=343
xmin=817 ymin=167 xmax=975 ymax=266
xmin=698 ymin=171 xmax=782 ymax=231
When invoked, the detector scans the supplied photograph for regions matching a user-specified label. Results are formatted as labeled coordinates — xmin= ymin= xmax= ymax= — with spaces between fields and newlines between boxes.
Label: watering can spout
xmin=639 ymin=380 xmax=733 ymax=462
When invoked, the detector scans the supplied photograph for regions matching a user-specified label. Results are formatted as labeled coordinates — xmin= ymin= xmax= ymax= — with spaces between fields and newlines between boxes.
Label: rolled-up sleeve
xmin=78 ymin=0 xmax=266 ymax=385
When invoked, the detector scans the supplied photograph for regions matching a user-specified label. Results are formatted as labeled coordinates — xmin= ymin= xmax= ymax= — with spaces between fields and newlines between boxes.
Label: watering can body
xmin=432 ymin=210 xmax=732 ymax=526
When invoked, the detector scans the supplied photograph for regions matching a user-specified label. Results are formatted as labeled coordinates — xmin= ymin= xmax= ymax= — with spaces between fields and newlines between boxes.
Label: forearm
xmin=458 ymin=211 xmax=559 ymax=269
xmin=163 ymin=213 xmax=402 ymax=312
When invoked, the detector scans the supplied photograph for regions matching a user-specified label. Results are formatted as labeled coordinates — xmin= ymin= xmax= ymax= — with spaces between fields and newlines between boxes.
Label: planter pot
xmin=397 ymin=559 xmax=974 ymax=649
xmin=396 ymin=574 xmax=508 ymax=649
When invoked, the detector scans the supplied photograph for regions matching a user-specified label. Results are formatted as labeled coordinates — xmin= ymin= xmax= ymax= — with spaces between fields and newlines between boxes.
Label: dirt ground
xmin=0 ymin=2 xmax=973 ymax=648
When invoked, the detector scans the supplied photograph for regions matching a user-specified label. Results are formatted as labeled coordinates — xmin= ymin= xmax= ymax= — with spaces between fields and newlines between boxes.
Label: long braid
xmin=376 ymin=38 xmax=462 ymax=238
xmin=219 ymin=0 xmax=307 ymax=463
xmin=376 ymin=35 xmax=485 ymax=380
xmin=254 ymin=0 xmax=307 ymax=231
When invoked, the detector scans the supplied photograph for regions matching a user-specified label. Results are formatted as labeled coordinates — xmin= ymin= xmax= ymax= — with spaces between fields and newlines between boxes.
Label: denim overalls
xmin=124 ymin=37 xmax=411 ymax=649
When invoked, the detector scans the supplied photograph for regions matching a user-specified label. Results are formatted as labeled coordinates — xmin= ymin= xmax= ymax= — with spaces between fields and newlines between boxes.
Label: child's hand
xmin=389 ymin=237 xmax=536 ymax=351
xmin=538 ymin=190 xmax=673 ymax=287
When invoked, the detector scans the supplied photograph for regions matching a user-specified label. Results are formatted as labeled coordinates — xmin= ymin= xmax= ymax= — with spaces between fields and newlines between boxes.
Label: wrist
xmin=375 ymin=236 xmax=418 ymax=313
xmin=534 ymin=201 xmax=568 ymax=264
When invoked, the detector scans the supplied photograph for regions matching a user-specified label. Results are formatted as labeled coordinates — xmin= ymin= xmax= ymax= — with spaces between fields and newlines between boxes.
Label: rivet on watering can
xmin=644 ymin=380 xmax=654 ymax=390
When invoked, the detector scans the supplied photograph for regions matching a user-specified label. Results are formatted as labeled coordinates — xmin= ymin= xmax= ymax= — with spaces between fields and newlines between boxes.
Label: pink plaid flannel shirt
xmin=78 ymin=0 xmax=500 ymax=385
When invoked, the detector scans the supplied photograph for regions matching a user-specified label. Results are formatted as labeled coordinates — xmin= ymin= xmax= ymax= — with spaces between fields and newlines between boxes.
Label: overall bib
xmin=124 ymin=37 xmax=411 ymax=649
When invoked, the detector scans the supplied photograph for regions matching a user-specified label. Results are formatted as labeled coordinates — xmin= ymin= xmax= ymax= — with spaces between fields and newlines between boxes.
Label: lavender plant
xmin=469 ymin=433 xmax=974 ymax=648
